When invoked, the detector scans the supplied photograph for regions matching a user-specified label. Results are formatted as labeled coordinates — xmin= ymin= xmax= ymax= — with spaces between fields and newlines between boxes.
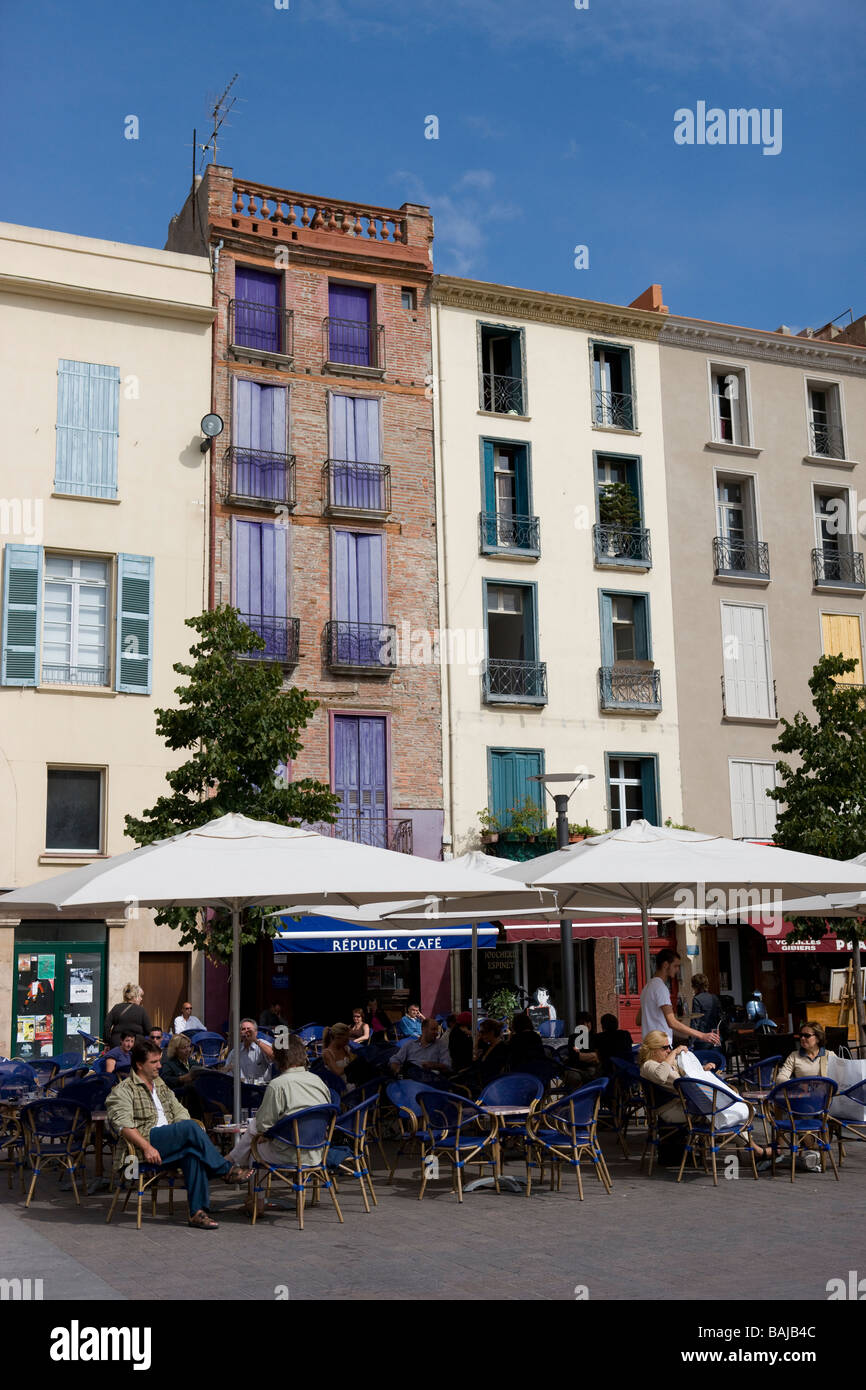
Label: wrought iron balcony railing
xmin=323 ymin=317 xmax=385 ymax=371
xmin=481 ymin=373 xmax=525 ymax=415
xmin=721 ymin=674 xmax=778 ymax=719
xmin=599 ymin=664 xmax=661 ymax=711
xmin=310 ymin=816 xmax=413 ymax=854
xmin=713 ymin=536 xmax=770 ymax=579
xmin=237 ymin=614 xmax=300 ymax=667
xmin=809 ymin=420 xmax=845 ymax=459
xmin=221 ymin=448 xmax=296 ymax=508
xmin=324 ymin=621 xmax=397 ymax=672
xmin=229 ymin=299 xmax=294 ymax=358
xmin=323 ymin=460 xmax=391 ymax=515
xmin=593 ymin=524 xmax=652 ymax=567
xmin=593 ymin=389 xmax=635 ymax=430
xmin=41 ymin=664 xmax=109 ymax=687
xmin=812 ymin=548 xmax=866 ymax=588
xmin=479 ymin=512 xmax=540 ymax=554
xmin=482 ymin=659 xmax=548 ymax=704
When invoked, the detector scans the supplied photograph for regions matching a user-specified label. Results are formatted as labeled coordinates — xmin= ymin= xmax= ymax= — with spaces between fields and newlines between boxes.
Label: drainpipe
xmin=433 ymin=304 xmax=455 ymax=856
xmin=207 ymin=240 xmax=224 ymax=610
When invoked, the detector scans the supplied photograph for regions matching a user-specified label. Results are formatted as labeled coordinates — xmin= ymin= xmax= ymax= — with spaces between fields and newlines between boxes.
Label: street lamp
xmin=529 ymin=771 xmax=595 ymax=1033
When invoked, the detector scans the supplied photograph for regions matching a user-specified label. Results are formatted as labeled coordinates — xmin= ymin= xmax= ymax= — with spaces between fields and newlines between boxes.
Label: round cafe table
xmin=463 ymin=1105 xmax=530 ymax=1193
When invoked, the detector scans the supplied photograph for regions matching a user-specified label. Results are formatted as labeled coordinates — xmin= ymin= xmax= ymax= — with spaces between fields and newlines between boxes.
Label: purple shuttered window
xmin=233 ymin=380 xmax=289 ymax=502
xmin=235 ymin=268 xmax=282 ymax=353
xmin=330 ymin=395 xmax=383 ymax=509
xmin=333 ymin=530 xmax=385 ymax=665
xmin=234 ymin=519 xmax=289 ymax=660
xmin=334 ymin=715 xmax=387 ymax=846
xmin=328 ymin=284 xmax=372 ymax=366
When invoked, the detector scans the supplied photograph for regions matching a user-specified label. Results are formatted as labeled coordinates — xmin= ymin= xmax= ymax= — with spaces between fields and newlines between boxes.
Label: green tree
xmin=125 ymin=606 xmax=340 ymax=960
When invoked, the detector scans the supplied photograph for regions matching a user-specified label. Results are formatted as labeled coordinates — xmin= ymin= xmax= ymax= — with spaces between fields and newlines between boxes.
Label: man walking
xmin=637 ymin=949 xmax=721 ymax=1046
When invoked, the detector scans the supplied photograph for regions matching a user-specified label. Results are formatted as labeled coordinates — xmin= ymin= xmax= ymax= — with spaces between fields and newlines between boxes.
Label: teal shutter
xmin=482 ymin=440 xmax=496 ymax=547
xmin=625 ymin=459 xmax=642 ymax=521
xmin=56 ymin=360 xmax=120 ymax=498
xmin=514 ymin=446 xmax=529 ymax=517
xmin=634 ymin=596 xmax=650 ymax=659
xmin=1 ymin=545 xmax=42 ymax=686
xmin=639 ymin=759 xmax=658 ymax=824
xmin=115 ymin=554 xmax=153 ymax=693
xmin=489 ymin=749 xmax=543 ymax=825
xmin=599 ymin=592 xmax=614 ymax=666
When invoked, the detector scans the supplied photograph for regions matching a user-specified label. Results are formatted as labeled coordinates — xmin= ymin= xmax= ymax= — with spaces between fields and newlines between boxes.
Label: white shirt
xmin=225 ymin=1041 xmax=271 ymax=1082
xmin=640 ymin=976 xmax=672 ymax=1042
xmin=151 ymin=1083 xmax=168 ymax=1130
xmin=174 ymin=1014 xmax=205 ymax=1033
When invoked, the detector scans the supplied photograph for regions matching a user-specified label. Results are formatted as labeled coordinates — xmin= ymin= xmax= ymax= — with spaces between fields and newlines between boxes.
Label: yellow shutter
xmin=821 ymin=613 xmax=863 ymax=683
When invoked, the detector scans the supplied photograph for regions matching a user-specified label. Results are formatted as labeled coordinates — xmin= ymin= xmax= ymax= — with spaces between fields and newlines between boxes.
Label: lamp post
xmin=529 ymin=771 xmax=595 ymax=1034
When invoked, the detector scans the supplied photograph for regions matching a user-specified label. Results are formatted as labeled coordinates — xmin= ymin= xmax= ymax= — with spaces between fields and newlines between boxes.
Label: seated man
xmin=258 ymin=1002 xmax=284 ymax=1028
xmin=105 ymin=1037 xmax=250 ymax=1230
xmin=397 ymin=1003 xmax=424 ymax=1039
xmin=103 ymin=1031 xmax=136 ymax=1075
xmin=228 ymin=1036 xmax=334 ymax=1176
xmin=390 ymin=1015 xmax=451 ymax=1081
xmin=224 ymin=1019 xmax=274 ymax=1084
xmin=590 ymin=1013 xmax=634 ymax=1076
xmin=174 ymin=1002 xmax=206 ymax=1034
xmin=149 ymin=1027 xmax=165 ymax=1048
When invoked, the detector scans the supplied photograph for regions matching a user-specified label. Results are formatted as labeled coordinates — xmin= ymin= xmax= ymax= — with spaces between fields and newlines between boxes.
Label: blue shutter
xmin=625 ymin=459 xmax=642 ymax=522
xmin=56 ymin=360 xmax=120 ymax=499
xmin=115 ymin=554 xmax=153 ymax=693
xmin=639 ymin=759 xmax=658 ymax=824
xmin=482 ymin=440 xmax=496 ymax=547
xmin=599 ymin=592 xmax=614 ymax=666
xmin=634 ymin=596 xmax=650 ymax=660
xmin=489 ymin=749 xmax=543 ymax=826
xmin=1 ymin=544 xmax=42 ymax=686
xmin=514 ymin=446 xmax=530 ymax=518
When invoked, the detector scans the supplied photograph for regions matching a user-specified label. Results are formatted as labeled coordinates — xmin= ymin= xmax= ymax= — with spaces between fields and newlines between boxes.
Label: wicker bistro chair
xmin=383 ymin=1080 xmax=430 ymax=1182
xmin=767 ymin=1077 xmax=840 ymax=1183
xmin=19 ymin=1099 xmax=91 ymax=1208
xmin=415 ymin=1090 xmax=501 ymax=1202
xmin=673 ymin=1077 xmax=758 ymax=1185
xmin=249 ymin=1104 xmax=343 ymax=1230
xmin=0 ymin=1104 xmax=25 ymax=1191
xmin=105 ymin=1116 xmax=209 ymax=1229
xmin=191 ymin=1033 xmax=227 ymax=1068
xmin=639 ymin=1079 xmax=688 ymax=1177
xmin=830 ymin=1079 xmax=866 ymax=1166
xmin=605 ymin=1058 xmax=643 ymax=1158
xmin=333 ymin=1093 xmax=380 ymax=1212
xmin=0 ymin=1062 xmax=38 ymax=1100
xmin=740 ymin=1056 xmax=783 ymax=1089
xmin=524 ymin=1081 xmax=612 ymax=1200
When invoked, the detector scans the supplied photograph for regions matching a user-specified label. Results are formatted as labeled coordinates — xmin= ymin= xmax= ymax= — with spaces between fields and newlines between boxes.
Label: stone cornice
xmin=659 ymin=316 xmax=866 ymax=376
xmin=0 ymin=273 xmax=216 ymax=324
xmin=432 ymin=275 xmax=663 ymax=341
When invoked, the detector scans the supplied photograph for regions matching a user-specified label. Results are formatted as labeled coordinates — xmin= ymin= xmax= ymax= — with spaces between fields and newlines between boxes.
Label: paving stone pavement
xmin=1 ymin=1134 xmax=862 ymax=1302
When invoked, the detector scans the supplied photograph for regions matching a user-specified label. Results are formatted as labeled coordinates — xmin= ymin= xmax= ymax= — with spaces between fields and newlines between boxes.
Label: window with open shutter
xmin=55 ymin=360 xmax=120 ymax=499
xmin=115 ymin=554 xmax=153 ymax=694
xmin=1 ymin=544 xmax=43 ymax=686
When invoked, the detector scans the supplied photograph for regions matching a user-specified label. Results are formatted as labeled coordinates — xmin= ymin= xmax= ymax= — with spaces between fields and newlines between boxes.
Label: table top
xmin=480 ymin=1104 xmax=531 ymax=1117
xmin=741 ymin=1088 xmax=771 ymax=1101
xmin=213 ymin=1123 xmax=248 ymax=1134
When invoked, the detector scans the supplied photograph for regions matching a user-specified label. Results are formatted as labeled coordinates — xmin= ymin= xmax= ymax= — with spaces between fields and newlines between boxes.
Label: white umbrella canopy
xmin=1 ymin=814 xmax=549 ymax=1120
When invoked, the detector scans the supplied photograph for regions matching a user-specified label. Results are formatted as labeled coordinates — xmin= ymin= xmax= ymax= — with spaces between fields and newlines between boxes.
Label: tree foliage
xmin=125 ymin=607 xmax=340 ymax=959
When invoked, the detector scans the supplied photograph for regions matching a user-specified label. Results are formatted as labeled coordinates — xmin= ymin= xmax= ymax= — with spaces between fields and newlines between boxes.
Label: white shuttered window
xmin=721 ymin=602 xmax=773 ymax=718
xmin=729 ymin=760 xmax=777 ymax=839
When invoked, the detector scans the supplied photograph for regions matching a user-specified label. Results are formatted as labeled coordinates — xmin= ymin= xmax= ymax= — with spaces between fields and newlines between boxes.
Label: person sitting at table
xmin=447 ymin=1012 xmax=474 ymax=1072
xmin=105 ymin=1037 xmax=251 ymax=1230
xmin=689 ymin=974 xmax=721 ymax=1043
xmin=149 ymin=1027 xmax=165 ymax=1048
xmin=638 ymin=1030 xmax=770 ymax=1154
xmin=173 ymin=1002 xmax=206 ymax=1035
xmin=348 ymin=1008 xmax=371 ymax=1046
xmin=390 ymin=1015 xmax=452 ymax=1081
xmin=507 ymin=1012 xmax=546 ymax=1069
xmin=258 ymin=1002 xmax=284 ymax=1029
xmin=161 ymin=1033 xmax=196 ymax=1089
xmin=103 ymin=1032 xmax=135 ymax=1075
xmin=224 ymin=1020 xmax=274 ymax=1084
xmin=590 ymin=1013 xmax=634 ymax=1077
xmin=397 ymin=1003 xmax=424 ymax=1039
xmin=321 ymin=1023 xmax=356 ymax=1084
xmin=366 ymin=998 xmax=391 ymax=1040
xmin=451 ymin=1018 xmax=509 ymax=1094
xmin=776 ymin=1022 xmax=829 ymax=1082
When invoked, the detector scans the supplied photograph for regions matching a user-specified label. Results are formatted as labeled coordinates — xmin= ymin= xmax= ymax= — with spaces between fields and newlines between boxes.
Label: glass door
xmin=13 ymin=942 xmax=105 ymax=1061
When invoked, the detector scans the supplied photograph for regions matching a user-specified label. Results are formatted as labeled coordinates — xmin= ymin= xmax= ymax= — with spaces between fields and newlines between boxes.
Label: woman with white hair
xmin=639 ymin=1030 xmax=771 ymax=1155
xmin=104 ymin=982 xmax=151 ymax=1048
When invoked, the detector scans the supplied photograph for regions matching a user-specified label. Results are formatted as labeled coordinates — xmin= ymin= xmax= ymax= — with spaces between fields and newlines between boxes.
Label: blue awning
xmin=273 ymin=914 xmax=498 ymax=954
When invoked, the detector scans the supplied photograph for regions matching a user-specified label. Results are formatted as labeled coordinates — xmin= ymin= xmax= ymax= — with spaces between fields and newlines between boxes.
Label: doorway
xmin=14 ymin=940 xmax=106 ymax=1061
xmin=139 ymin=952 xmax=189 ymax=1034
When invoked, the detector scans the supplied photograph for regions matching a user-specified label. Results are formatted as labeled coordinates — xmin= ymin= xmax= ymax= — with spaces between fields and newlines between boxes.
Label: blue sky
xmin=2 ymin=0 xmax=863 ymax=331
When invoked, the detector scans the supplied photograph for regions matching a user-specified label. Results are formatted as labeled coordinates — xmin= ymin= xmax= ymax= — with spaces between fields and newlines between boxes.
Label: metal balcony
xmin=324 ymin=620 xmax=397 ymax=673
xmin=482 ymin=659 xmax=548 ymax=705
xmin=323 ymin=317 xmax=385 ymax=373
xmin=41 ymin=664 xmax=109 ymax=687
xmin=312 ymin=816 xmax=413 ymax=854
xmin=713 ymin=536 xmax=770 ymax=579
xmin=812 ymin=548 xmax=866 ymax=589
xmin=593 ymin=389 xmax=635 ymax=430
xmin=237 ymin=615 xmax=300 ymax=667
xmin=481 ymin=373 xmax=525 ymax=415
xmin=599 ymin=664 xmax=661 ymax=711
xmin=323 ymin=460 xmax=391 ymax=517
xmin=229 ymin=299 xmax=294 ymax=360
xmin=593 ymin=524 xmax=652 ymax=568
xmin=222 ymin=448 xmax=296 ymax=508
xmin=809 ymin=421 xmax=845 ymax=459
xmin=479 ymin=512 xmax=540 ymax=556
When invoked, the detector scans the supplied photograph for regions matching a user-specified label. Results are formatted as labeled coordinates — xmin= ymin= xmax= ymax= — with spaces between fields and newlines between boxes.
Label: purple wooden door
xmin=234 ymin=519 xmax=288 ymax=659
xmin=333 ymin=531 xmax=385 ymax=665
xmin=234 ymin=380 xmax=288 ymax=501
xmin=235 ymin=267 xmax=281 ymax=353
xmin=334 ymin=715 xmax=387 ymax=846
xmin=330 ymin=394 xmax=382 ymax=509
xmin=328 ymin=284 xmax=372 ymax=366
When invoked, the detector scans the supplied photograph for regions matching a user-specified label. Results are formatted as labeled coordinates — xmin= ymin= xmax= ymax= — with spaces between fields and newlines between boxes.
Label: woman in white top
xmin=638 ymin=1030 xmax=770 ymax=1153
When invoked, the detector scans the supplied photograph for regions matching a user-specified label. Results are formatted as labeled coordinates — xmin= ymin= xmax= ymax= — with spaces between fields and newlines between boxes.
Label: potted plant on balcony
xmin=568 ymin=821 xmax=600 ymax=843
xmin=598 ymin=482 xmax=641 ymax=557
xmin=501 ymin=797 xmax=547 ymax=842
xmin=477 ymin=808 xmax=501 ymax=844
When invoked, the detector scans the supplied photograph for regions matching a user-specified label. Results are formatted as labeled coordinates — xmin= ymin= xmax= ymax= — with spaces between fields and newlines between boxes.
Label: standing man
xmin=174 ymin=1002 xmax=206 ymax=1034
xmin=637 ymin=949 xmax=721 ymax=1046
xmin=224 ymin=1019 xmax=274 ymax=1083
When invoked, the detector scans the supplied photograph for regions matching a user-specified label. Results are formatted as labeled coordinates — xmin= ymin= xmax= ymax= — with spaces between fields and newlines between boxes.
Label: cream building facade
xmin=0 ymin=223 xmax=214 ymax=1055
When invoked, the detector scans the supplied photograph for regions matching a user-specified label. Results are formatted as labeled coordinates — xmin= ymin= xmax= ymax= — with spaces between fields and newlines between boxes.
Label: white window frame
xmin=608 ymin=756 xmax=644 ymax=830
xmin=706 ymin=359 xmax=754 ymax=448
xmin=728 ymin=758 xmax=777 ymax=840
xmin=720 ymin=599 xmax=775 ymax=720
xmin=45 ymin=765 xmax=106 ymax=855
xmin=802 ymin=373 xmax=849 ymax=463
xmin=713 ymin=467 xmax=762 ymax=543
xmin=41 ymin=553 xmax=112 ymax=688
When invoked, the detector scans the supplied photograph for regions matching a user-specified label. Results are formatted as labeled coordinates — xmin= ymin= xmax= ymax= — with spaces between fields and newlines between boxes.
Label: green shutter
xmin=634 ymin=596 xmax=650 ymax=659
xmin=598 ymin=591 xmax=614 ymax=666
xmin=1 ymin=545 xmax=42 ymax=686
xmin=639 ymin=759 xmax=658 ymax=824
xmin=115 ymin=554 xmax=153 ymax=693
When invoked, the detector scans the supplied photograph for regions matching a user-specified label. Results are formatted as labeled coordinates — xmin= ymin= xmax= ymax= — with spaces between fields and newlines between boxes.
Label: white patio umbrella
xmin=0 ymin=814 xmax=552 ymax=1122
xmin=492 ymin=819 xmax=866 ymax=992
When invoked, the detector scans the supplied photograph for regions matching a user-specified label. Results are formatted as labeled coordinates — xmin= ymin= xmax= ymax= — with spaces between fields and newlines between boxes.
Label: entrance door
xmin=139 ymin=953 xmax=189 ymax=1034
xmin=717 ymin=927 xmax=743 ymax=1004
xmin=333 ymin=715 xmax=388 ymax=848
xmin=14 ymin=942 xmax=105 ymax=1061
xmin=617 ymin=945 xmax=644 ymax=1040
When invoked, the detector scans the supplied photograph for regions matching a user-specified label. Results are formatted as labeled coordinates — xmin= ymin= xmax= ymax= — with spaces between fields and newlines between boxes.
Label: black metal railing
xmin=222 ymin=448 xmax=296 ymax=507
xmin=324 ymin=621 xmax=397 ymax=671
xmin=713 ymin=536 xmax=770 ymax=578
xmin=809 ymin=420 xmax=845 ymax=459
xmin=599 ymin=665 xmax=661 ymax=710
xmin=481 ymin=373 xmax=525 ymax=415
xmin=721 ymin=674 xmax=778 ymax=718
xmin=237 ymin=614 xmax=300 ymax=666
xmin=593 ymin=524 xmax=652 ymax=567
xmin=812 ymin=548 xmax=866 ymax=587
xmin=323 ymin=460 xmax=391 ymax=514
xmin=229 ymin=299 xmax=294 ymax=357
xmin=41 ymin=664 xmax=109 ymax=687
xmin=310 ymin=816 xmax=413 ymax=854
xmin=593 ymin=389 xmax=635 ymax=430
xmin=323 ymin=317 xmax=385 ymax=370
xmin=479 ymin=512 xmax=540 ymax=553
xmin=483 ymin=659 xmax=548 ymax=703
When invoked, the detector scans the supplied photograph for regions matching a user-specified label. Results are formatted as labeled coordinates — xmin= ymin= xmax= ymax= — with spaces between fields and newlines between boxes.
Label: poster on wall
xmin=69 ymin=967 xmax=93 ymax=1004
xmin=66 ymin=1013 xmax=91 ymax=1037
xmin=37 ymin=955 xmax=54 ymax=980
xmin=17 ymin=1016 xmax=36 ymax=1043
xmin=17 ymin=954 xmax=34 ymax=974
xmin=33 ymin=1015 xmax=53 ymax=1045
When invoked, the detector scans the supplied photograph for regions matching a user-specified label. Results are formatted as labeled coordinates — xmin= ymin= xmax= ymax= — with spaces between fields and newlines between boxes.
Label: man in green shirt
xmin=228 ymin=1034 xmax=333 ymax=1170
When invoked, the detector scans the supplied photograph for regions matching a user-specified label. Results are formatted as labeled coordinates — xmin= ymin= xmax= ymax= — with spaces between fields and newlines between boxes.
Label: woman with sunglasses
xmin=776 ymin=1021 xmax=828 ymax=1082
xmin=638 ymin=1029 xmax=772 ymax=1155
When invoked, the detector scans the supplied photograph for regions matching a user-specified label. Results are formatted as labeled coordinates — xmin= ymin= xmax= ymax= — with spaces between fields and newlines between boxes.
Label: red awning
xmin=752 ymin=923 xmax=864 ymax=955
xmin=503 ymin=918 xmax=668 ymax=944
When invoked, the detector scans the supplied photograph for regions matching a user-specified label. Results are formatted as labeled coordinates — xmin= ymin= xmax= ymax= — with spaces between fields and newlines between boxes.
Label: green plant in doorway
xmin=485 ymin=987 xmax=522 ymax=1023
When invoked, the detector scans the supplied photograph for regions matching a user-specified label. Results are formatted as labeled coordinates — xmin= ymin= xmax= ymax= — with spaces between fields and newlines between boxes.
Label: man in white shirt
xmin=390 ymin=1016 xmax=452 ymax=1077
xmin=637 ymin=949 xmax=721 ymax=1046
xmin=174 ymin=1002 xmax=206 ymax=1034
xmin=224 ymin=1018 xmax=275 ymax=1082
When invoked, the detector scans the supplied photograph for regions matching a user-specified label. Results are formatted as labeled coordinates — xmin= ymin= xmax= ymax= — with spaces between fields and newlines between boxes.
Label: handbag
xmin=827 ymin=1052 xmax=866 ymax=1120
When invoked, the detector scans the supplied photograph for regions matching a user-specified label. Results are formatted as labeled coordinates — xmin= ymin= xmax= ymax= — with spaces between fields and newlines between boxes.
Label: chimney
xmin=629 ymin=284 xmax=668 ymax=314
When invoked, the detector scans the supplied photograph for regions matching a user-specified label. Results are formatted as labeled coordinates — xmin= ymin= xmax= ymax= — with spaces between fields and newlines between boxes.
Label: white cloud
xmin=393 ymin=169 xmax=520 ymax=274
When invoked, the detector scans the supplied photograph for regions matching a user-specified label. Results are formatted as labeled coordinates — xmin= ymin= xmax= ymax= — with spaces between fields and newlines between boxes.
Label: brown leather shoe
xmin=188 ymin=1210 xmax=219 ymax=1229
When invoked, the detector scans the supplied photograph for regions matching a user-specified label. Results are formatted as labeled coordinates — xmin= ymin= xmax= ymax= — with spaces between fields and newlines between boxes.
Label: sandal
xmin=223 ymin=1164 xmax=253 ymax=1184
xmin=188 ymin=1210 xmax=219 ymax=1229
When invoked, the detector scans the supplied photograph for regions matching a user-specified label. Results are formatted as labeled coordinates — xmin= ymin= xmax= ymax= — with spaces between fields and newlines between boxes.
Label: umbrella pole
xmin=852 ymin=937 xmax=866 ymax=1050
xmin=641 ymin=893 xmax=652 ymax=992
xmin=471 ymin=922 xmax=478 ymax=1043
xmin=231 ymin=902 xmax=241 ymax=1127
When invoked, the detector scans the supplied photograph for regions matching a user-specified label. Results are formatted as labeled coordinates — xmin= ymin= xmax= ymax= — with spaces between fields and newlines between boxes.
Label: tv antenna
xmin=197 ymin=74 xmax=241 ymax=172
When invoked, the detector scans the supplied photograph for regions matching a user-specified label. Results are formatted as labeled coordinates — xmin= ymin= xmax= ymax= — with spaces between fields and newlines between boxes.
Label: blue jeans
xmin=150 ymin=1120 xmax=231 ymax=1215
